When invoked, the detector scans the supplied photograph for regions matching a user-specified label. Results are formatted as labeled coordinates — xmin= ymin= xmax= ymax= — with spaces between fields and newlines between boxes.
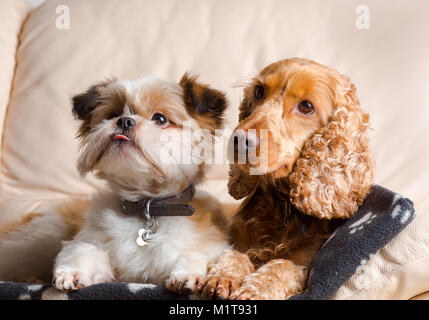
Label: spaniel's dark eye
xmin=297 ymin=101 xmax=315 ymax=115
xmin=151 ymin=112 xmax=169 ymax=126
xmin=254 ymin=85 xmax=265 ymax=101
xmin=107 ymin=112 xmax=120 ymax=120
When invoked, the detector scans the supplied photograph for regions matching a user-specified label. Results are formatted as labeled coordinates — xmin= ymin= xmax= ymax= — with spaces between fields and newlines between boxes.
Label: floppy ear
xmin=72 ymin=88 xmax=99 ymax=121
xmin=72 ymin=80 xmax=111 ymax=119
xmin=288 ymin=75 xmax=375 ymax=219
xmin=72 ymin=79 xmax=114 ymax=136
xmin=179 ymin=73 xmax=228 ymax=130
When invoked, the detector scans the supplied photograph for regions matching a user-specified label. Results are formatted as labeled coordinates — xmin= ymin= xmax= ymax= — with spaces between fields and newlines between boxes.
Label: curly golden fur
xmin=197 ymin=58 xmax=375 ymax=300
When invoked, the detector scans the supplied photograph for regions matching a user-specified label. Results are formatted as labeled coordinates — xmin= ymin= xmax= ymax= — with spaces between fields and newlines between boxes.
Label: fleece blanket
xmin=0 ymin=184 xmax=415 ymax=300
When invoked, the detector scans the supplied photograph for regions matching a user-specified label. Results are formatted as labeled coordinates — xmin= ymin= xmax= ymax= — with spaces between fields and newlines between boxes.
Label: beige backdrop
xmin=0 ymin=0 xmax=428 ymax=299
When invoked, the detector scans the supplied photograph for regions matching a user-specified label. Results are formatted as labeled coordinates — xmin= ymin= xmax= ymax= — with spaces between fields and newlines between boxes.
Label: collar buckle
xmin=122 ymin=186 xmax=195 ymax=246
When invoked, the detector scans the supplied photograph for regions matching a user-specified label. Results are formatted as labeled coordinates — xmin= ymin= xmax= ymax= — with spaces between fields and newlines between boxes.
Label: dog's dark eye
xmin=107 ymin=112 xmax=120 ymax=120
xmin=254 ymin=85 xmax=265 ymax=101
xmin=297 ymin=101 xmax=315 ymax=115
xmin=151 ymin=113 xmax=169 ymax=126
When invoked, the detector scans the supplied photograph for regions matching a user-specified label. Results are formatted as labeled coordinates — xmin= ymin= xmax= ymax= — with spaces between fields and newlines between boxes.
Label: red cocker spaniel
xmin=197 ymin=58 xmax=375 ymax=300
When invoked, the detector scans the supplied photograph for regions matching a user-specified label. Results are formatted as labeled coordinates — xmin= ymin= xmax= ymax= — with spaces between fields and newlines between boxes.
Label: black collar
xmin=121 ymin=185 xmax=195 ymax=218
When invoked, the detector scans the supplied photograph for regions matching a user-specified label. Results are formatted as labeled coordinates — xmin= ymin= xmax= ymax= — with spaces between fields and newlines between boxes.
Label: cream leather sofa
xmin=1 ymin=0 xmax=428 ymax=299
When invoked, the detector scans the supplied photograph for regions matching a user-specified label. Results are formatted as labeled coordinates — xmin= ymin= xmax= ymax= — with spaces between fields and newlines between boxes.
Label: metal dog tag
xmin=136 ymin=228 xmax=153 ymax=247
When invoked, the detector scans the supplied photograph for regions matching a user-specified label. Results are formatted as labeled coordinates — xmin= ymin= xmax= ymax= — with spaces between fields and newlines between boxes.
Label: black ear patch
xmin=72 ymin=87 xmax=100 ymax=120
xmin=72 ymin=80 xmax=113 ymax=120
xmin=71 ymin=79 xmax=115 ymax=137
xmin=179 ymin=73 xmax=228 ymax=129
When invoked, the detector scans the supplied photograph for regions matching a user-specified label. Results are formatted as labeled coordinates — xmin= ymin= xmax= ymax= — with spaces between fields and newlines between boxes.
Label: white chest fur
xmin=75 ymin=191 xmax=230 ymax=285
xmin=99 ymin=213 xmax=198 ymax=284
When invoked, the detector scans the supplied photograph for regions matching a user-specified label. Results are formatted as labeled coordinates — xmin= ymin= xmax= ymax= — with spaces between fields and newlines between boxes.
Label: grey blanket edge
xmin=0 ymin=184 xmax=415 ymax=300
xmin=290 ymin=184 xmax=416 ymax=300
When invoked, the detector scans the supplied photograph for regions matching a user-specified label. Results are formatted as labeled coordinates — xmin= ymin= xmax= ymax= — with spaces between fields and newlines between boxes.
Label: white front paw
xmin=53 ymin=265 xmax=87 ymax=291
xmin=53 ymin=242 xmax=115 ymax=291
xmin=166 ymin=273 xmax=204 ymax=294
xmin=53 ymin=265 xmax=114 ymax=291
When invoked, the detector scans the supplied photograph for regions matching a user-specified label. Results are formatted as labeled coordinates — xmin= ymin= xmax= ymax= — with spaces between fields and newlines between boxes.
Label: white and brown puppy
xmin=0 ymin=74 xmax=230 ymax=293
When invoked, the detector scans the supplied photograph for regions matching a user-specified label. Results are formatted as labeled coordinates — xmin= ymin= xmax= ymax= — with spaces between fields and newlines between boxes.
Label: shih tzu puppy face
xmin=72 ymin=74 xmax=227 ymax=200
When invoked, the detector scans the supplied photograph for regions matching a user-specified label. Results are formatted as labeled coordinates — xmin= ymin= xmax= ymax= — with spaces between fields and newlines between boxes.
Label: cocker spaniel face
xmin=229 ymin=58 xmax=375 ymax=219
xmin=232 ymin=58 xmax=338 ymax=178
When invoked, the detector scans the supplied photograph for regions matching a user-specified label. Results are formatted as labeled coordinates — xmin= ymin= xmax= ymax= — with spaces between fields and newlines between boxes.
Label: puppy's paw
xmin=196 ymin=275 xmax=241 ymax=300
xmin=229 ymin=285 xmax=261 ymax=300
xmin=229 ymin=260 xmax=308 ymax=300
xmin=228 ymin=274 xmax=272 ymax=300
xmin=53 ymin=241 xmax=115 ymax=291
xmin=53 ymin=266 xmax=86 ymax=291
xmin=53 ymin=265 xmax=114 ymax=292
xmin=166 ymin=274 xmax=202 ymax=294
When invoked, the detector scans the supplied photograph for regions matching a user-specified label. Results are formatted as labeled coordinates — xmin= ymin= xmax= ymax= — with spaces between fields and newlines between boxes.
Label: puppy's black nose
xmin=116 ymin=117 xmax=136 ymax=131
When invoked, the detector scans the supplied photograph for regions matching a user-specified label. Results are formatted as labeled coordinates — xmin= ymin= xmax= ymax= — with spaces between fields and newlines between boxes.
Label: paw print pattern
xmin=391 ymin=194 xmax=402 ymax=209
xmin=348 ymin=212 xmax=376 ymax=234
xmin=353 ymin=254 xmax=377 ymax=290
xmin=391 ymin=203 xmax=412 ymax=225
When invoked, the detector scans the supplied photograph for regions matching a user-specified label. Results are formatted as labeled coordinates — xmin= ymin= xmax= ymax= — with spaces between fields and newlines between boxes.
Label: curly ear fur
xmin=288 ymin=76 xmax=375 ymax=219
